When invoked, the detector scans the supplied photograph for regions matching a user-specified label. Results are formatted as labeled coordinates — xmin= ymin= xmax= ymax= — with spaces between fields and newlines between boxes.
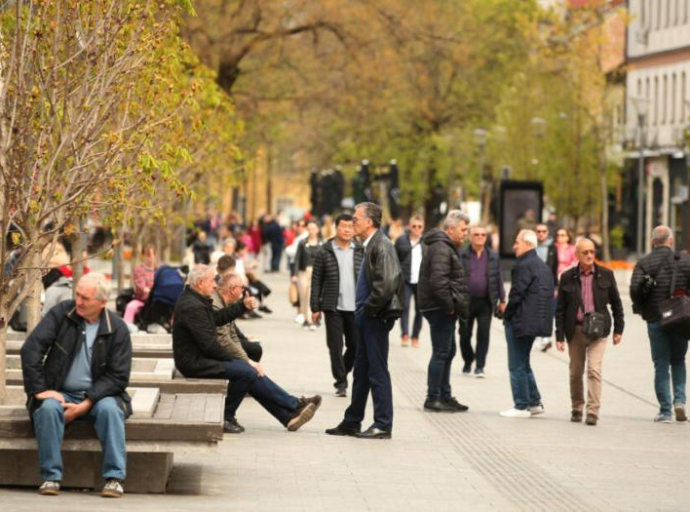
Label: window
xmin=671 ymin=73 xmax=676 ymax=124
xmin=662 ymin=75 xmax=667 ymax=125
xmin=654 ymin=76 xmax=659 ymax=125
xmin=682 ymin=72 xmax=687 ymax=121
xmin=666 ymin=0 xmax=671 ymax=27
xmin=657 ymin=0 xmax=662 ymax=29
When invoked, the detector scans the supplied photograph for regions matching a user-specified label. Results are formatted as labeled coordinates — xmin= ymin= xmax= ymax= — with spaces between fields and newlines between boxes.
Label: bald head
xmin=576 ymin=238 xmax=596 ymax=271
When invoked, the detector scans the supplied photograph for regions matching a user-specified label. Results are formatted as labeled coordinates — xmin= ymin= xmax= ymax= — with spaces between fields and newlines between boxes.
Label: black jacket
xmin=21 ymin=301 xmax=133 ymax=417
xmin=459 ymin=246 xmax=505 ymax=306
xmin=631 ymin=246 xmax=690 ymax=322
xmin=292 ymin=239 xmax=323 ymax=276
xmin=172 ymin=286 xmax=247 ymax=378
xmin=361 ymin=230 xmax=404 ymax=319
xmin=504 ymin=249 xmax=554 ymax=338
xmin=395 ymin=232 xmax=427 ymax=284
xmin=417 ymin=228 xmax=469 ymax=322
xmin=556 ymin=264 xmax=624 ymax=342
xmin=310 ymin=239 xmax=364 ymax=313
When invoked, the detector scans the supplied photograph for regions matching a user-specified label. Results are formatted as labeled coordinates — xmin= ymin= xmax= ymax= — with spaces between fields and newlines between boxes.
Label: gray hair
xmin=77 ymin=272 xmax=110 ymax=301
xmin=651 ymin=225 xmax=673 ymax=248
xmin=188 ymin=264 xmax=213 ymax=287
xmin=218 ymin=272 xmax=242 ymax=291
xmin=443 ymin=210 xmax=470 ymax=230
xmin=517 ymin=229 xmax=538 ymax=249
xmin=356 ymin=202 xmax=382 ymax=228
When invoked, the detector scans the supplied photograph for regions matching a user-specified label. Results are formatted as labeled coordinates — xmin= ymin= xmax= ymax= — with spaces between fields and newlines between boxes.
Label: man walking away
xmin=630 ymin=225 xmax=690 ymax=423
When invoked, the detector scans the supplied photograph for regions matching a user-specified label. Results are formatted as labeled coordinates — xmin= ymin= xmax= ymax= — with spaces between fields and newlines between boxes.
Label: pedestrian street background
xmin=1 ymin=270 xmax=689 ymax=512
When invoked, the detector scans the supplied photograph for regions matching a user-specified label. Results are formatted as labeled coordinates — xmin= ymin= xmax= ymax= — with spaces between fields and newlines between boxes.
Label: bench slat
xmin=170 ymin=394 xmax=193 ymax=421
xmin=153 ymin=393 xmax=175 ymax=420
xmin=204 ymin=394 xmax=224 ymax=423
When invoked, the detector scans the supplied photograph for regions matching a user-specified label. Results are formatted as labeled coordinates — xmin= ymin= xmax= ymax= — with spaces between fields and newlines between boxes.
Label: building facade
xmin=625 ymin=0 xmax=690 ymax=252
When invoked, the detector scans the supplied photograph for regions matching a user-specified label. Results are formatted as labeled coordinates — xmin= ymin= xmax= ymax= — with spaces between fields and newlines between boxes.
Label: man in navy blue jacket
xmin=501 ymin=229 xmax=554 ymax=418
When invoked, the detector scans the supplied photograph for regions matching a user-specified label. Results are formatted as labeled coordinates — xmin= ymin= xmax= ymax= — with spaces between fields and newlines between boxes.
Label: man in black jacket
xmin=535 ymin=223 xmax=559 ymax=351
xmin=394 ymin=215 xmax=426 ymax=347
xmin=21 ymin=273 xmax=131 ymax=498
xmin=418 ymin=210 xmax=471 ymax=413
xmin=459 ymin=225 xmax=506 ymax=377
xmin=173 ymin=265 xmax=321 ymax=433
xmin=311 ymin=213 xmax=363 ymax=397
xmin=630 ymin=225 xmax=690 ymax=423
xmin=325 ymin=202 xmax=404 ymax=439
xmin=556 ymin=238 xmax=624 ymax=426
xmin=501 ymin=230 xmax=554 ymax=419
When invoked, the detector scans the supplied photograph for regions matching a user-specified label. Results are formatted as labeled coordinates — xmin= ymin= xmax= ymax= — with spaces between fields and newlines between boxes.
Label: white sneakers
xmin=529 ymin=404 xmax=545 ymax=416
xmin=500 ymin=408 xmax=531 ymax=418
xmin=294 ymin=314 xmax=305 ymax=325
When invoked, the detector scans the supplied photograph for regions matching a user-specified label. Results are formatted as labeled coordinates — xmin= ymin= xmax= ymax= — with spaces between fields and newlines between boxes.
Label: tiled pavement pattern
xmin=2 ymin=269 xmax=689 ymax=511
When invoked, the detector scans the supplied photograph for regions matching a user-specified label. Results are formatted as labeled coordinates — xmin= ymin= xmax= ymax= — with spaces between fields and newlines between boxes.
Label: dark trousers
xmin=505 ymin=321 xmax=541 ymax=410
xmin=343 ymin=315 xmax=394 ymax=431
xmin=401 ymin=283 xmax=423 ymax=338
xmin=324 ymin=310 xmax=358 ymax=389
xmin=222 ymin=360 xmax=299 ymax=426
xmin=424 ymin=310 xmax=458 ymax=400
xmin=270 ymin=243 xmax=283 ymax=272
xmin=459 ymin=297 xmax=492 ymax=370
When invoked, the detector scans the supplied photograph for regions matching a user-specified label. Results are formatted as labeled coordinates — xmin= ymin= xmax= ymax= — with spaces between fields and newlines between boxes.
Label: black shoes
xmin=571 ymin=410 xmax=583 ymax=423
xmin=335 ymin=387 xmax=347 ymax=397
xmin=355 ymin=425 xmax=391 ymax=439
xmin=223 ymin=417 xmax=245 ymax=434
xmin=443 ymin=397 xmax=469 ymax=412
xmin=424 ymin=397 xmax=469 ymax=413
xmin=325 ymin=424 xmax=360 ymax=436
xmin=258 ymin=305 xmax=273 ymax=314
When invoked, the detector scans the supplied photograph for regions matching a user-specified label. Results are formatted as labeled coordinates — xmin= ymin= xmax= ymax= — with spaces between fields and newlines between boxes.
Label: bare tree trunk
xmin=600 ymin=155 xmax=610 ymax=261
xmin=0 ymin=323 xmax=7 ymax=404
xmin=24 ymin=244 xmax=42 ymax=334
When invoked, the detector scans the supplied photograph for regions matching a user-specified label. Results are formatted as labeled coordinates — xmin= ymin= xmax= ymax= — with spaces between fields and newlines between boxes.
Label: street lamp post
xmin=631 ymin=97 xmax=650 ymax=257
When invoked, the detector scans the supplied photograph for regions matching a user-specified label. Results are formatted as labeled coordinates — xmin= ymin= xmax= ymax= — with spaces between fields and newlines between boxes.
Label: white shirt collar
xmin=362 ymin=230 xmax=376 ymax=249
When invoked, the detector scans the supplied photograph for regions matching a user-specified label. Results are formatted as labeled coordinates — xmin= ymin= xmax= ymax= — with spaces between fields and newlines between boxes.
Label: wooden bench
xmin=5 ymin=355 xmax=228 ymax=394
xmin=0 ymin=388 xmax=224 ymax=493
xmin=7 ymin=331 xmax=174 ymax=359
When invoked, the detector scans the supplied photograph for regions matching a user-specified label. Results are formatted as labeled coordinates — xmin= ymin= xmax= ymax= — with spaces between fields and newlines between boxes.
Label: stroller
xmin=137 ymin=265 xmax=187 ymax=333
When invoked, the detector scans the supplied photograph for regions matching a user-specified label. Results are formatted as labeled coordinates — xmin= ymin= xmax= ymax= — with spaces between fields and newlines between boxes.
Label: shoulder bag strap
xmin=669 ymin=252 xmax=679 ymax=298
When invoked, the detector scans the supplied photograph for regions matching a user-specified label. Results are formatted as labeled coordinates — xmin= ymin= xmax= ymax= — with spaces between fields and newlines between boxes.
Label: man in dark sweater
xmin=630 ymin=225 xmax=690 ymax=423
xmin=311 ymin=213 xmax=364 ymax=397
xmin=173 ymin=265 xmax=321 ymax=433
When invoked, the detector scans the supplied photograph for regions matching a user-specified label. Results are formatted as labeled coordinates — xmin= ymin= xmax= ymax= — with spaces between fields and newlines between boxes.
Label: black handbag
xmin=659 ymin=254 xmax=690 ymax=339
xmin=582 ymin=311 xmax=606 ymax=339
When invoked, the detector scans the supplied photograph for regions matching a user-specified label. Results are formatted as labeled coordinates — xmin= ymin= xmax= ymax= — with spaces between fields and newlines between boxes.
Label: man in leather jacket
xmin=555 ymin=238 xmax=624 ymax=426
xmin=326 ymin=202 xmax=404 ymax=439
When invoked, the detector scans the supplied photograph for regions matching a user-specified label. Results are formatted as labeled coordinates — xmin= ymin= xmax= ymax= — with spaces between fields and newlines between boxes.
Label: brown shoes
xmin=411 ymin=338 xmax=419 ymax=348
xmin=401 ymin=335 xmax=409 ymax=347
xmin=585 ymin=414 xmax=598 ymax=426
xmin=287 ymin=395 xmax=322 ymax=432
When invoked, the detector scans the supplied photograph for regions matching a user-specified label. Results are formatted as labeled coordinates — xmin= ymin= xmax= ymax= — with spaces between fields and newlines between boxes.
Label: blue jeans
xmin=32 ymin=393 xmax=126 ymax=482
xmin=343 ymin=314 xmax=394 ymax=431
xmin=647 ymin=322 xmax=688 ymax=415
xmin=505 ymin=321 xmax=541 ymax=410
xmin=401 ymin=283 xmax=423 ymax=338
xmin=222 ymin=360 xmax=299 ymax=426
xmin=423 ymin=310 xmax=457 ymax=400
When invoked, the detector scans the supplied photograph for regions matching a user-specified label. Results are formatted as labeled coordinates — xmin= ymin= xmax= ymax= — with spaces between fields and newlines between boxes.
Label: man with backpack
xmin=631 ymin=225 xmax=690 ymax=423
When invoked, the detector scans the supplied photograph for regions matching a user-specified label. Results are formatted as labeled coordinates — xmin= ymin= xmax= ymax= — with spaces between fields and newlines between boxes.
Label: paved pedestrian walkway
xmin=2 ymin=270 xmax=689 ymax=511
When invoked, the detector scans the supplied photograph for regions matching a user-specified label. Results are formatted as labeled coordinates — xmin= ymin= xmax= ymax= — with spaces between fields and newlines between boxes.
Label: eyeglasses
xmin=580 ymin=250 xmax=595 ymax=255
xmin=472 ymin=233 xmax=487 ymax=237
xmin=410 ymin=225 xmax=423 ymax=229
xmin=536 ymin=229 xmax=547 ymax=233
